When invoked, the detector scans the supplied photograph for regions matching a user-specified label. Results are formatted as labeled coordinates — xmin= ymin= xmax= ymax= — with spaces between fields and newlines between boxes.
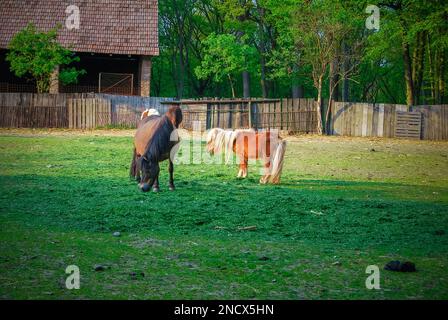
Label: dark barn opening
xmin=0 ymin=49 xmax=37 ymax=92
xmin=60 ymin=53 xmax=141 ymax=95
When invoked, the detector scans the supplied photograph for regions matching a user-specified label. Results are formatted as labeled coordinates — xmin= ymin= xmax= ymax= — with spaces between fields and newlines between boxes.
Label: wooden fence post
xmin=248 ymin=100 xmax=252 ymax=129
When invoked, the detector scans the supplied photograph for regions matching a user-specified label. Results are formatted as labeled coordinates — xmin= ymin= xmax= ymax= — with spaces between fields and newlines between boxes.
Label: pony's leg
xmin=242 ymin=161 xmax=248 ymax=178
xmin=168 ymin=160 xmax=175 ymax=191
xmin=135 ymin=156 xmax=142 ymax=183
xmin=237 ymin=164 xmax=244 ymax=178
xmin=152 ymin=174 xmax=160 ymax=193
xmin=242 ymin=156 xmax=248 ymax=178
xmin=130 ymin=148 xmax=141 ymax=182
xmin=237 ymin=158 xmax=248 ymax=179
xmin=259 ymin=160 xmax=271 ymax=184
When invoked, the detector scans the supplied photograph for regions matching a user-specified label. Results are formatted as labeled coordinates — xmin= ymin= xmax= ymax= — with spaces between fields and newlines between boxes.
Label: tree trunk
xmin=325 ymin=99 xmax=333 ymax=135
xmin=342 ymin=43 xmax=350 ymax=102
xmin=228 ymin=74 xmax=236 ymax=98
xmin=329 ymin=59 xmax=340 ymax=102
xmin=343 ymin=79 xmax=349 ymax=102
xmin=242 ymin=70 xmax=250 ymax=98
xmin=438 ymin=49 xmax=446 ymax=103
xmin=434 ymin=49 xmax=441 ymax=104
xmin=292 ymin=84 xmax=303 ymax=98
xmin=402 ymin=40 xmax=415 ymax=105
xmin=412 ymin=31 xmax=426 ymax=105
xmin=291 ymin=66 xmax=303 ymax=98
xmin=316 ymin=76 xmax=323 ymax=135
xmin=427 ymin=34 xmax=437 ymax=104
xmin=326 ymin=59 xmax=340 ymax=134
xmin=177 ymin=42 xmax=185 ymax=99
xmin=260 ymin=56 xmax=268 ymax=98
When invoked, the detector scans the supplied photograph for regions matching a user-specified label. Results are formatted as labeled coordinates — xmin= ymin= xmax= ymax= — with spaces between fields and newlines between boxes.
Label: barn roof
xmin=0 ymin=0 xmax=159 ymax=56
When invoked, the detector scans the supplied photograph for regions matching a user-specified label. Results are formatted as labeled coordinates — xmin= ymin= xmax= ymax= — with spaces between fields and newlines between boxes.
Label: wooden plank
xmin=441 ymin=105 xmax=448 ymax=140
xmin=360 ymin=104 xmax=367 ymax=137
xmin=93 ymin=99 xmax=97 ymax=128
xmin=248 ymin=101 xmax=252 ymax=128
xmin=366 ymin=103 xmax=373 ymax=136
xmin=337 ymin=102 xmax=344 ymax=135
xmin=336 ymin=101 xmax=344 ymax=135
xmin=85 ymin=99 xmax=90 ymax=129
xmin=68 ymin=99 xmax=73 ymax=128
xmin=344 ymin=103 xmax=350 ymax=136
xmin=436 ymin=105 xmax=441 ymax=140
xmin=383 ymin=104 xmax=390 ymax=138
xmin=331 ymin=101 xmax=338 ymax=135
xmin=80 ymin=97 xmax=83 ymax=129
xmin=345 ymin=103 xmax=351 ymax=136
xmin=377 ymin=104 xmax=384 ymax=137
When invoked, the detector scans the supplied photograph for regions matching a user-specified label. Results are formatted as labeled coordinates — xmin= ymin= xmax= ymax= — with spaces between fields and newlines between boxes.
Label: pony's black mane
xmin=143 ymin=115 xmax=175 ymax=162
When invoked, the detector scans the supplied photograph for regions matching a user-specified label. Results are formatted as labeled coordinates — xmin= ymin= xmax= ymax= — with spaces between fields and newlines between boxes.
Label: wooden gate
xmin=99 ymin=73 xmax=134 ymax=96
xmin=394 ymin=111 xmax=422 ymax=139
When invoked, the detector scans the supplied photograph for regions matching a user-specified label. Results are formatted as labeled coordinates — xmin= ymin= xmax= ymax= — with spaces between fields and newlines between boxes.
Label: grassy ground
xmin=0 ymin=129 xmax=447 ymax=299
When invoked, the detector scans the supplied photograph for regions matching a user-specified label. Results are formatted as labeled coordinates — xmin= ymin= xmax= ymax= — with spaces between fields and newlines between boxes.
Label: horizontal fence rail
xmin=0 ymin=93 xmax=447 ymax=140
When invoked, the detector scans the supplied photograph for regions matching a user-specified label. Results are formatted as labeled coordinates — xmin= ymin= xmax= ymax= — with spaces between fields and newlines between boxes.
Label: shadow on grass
xmin=1 ymin=174 xmax=447 ymax=253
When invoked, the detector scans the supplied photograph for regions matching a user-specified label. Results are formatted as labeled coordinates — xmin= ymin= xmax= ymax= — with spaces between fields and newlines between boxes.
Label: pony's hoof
xmin=152 ymin=187 xmax=160 ymax=193
xmin=169 ymin=185 xmax=175 ymax=191
xmin=140 ymin=183 xmax=151 ymax=192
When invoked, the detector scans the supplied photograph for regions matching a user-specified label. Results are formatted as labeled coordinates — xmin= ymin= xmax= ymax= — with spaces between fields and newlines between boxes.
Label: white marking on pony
xmin=140 ymin=108 xmax=160 ymax=120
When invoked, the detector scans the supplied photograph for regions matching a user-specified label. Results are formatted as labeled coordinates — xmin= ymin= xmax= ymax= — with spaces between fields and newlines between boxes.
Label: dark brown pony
xmin=130 ymin=106 xmax=182 ymax=192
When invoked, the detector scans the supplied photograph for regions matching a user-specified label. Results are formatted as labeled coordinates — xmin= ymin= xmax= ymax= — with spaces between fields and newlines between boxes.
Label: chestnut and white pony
xmin=206 ymin=128 xmax=287 ymax=184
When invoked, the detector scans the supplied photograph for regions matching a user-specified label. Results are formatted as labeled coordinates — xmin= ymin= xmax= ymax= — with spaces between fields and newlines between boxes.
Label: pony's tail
xmin=269 ymin=140 xmax=287 ymax=184
xmin=129 ymin=148 xmax=137 ymax=179
xmin=224 ymin=131 xmax=238 ymax=164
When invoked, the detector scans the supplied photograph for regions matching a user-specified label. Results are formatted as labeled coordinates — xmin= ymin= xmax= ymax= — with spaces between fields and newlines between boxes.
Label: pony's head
xmin=138 ymin=155 xmax=160 ymax=192
xmin=166 ymin=106 xmax=183 ymax=128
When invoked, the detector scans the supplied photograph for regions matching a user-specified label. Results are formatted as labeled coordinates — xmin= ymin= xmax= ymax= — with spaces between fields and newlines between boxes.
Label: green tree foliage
xmin=6 ymin=23 xmax=85 ymax=93
xmin=153 ymin=0 xmax=447 ymax=108
xmin=195 ymin=33 xmax=256 ymax=98
xmin=362 ymin=0 xmax=448 ymax=105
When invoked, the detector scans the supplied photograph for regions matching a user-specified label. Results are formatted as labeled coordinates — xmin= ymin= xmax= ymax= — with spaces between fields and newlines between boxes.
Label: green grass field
xmin=0 ymin=129 xmax=447 ymax=299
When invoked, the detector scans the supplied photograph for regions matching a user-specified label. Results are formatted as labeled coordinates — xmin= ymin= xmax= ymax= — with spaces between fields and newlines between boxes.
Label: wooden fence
xmin=0 ymin=93 xmax=447 ymax=140
xmin=254 ymin=98 xmax=317 ymax=132
xmin=0 ymin=93 xmax=173 ymax=129
xmin=163 ymin=98 xmax=318 ymax=133
xmin=67 ymin=97 xmax=111 ymax=129
xmin=330 ymin=102 xmax=448 ymax=140
xmin=0 ymin=93 xmax=67 ymax=127
xmin=410 ymin=105 xmax=448 ymax=140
